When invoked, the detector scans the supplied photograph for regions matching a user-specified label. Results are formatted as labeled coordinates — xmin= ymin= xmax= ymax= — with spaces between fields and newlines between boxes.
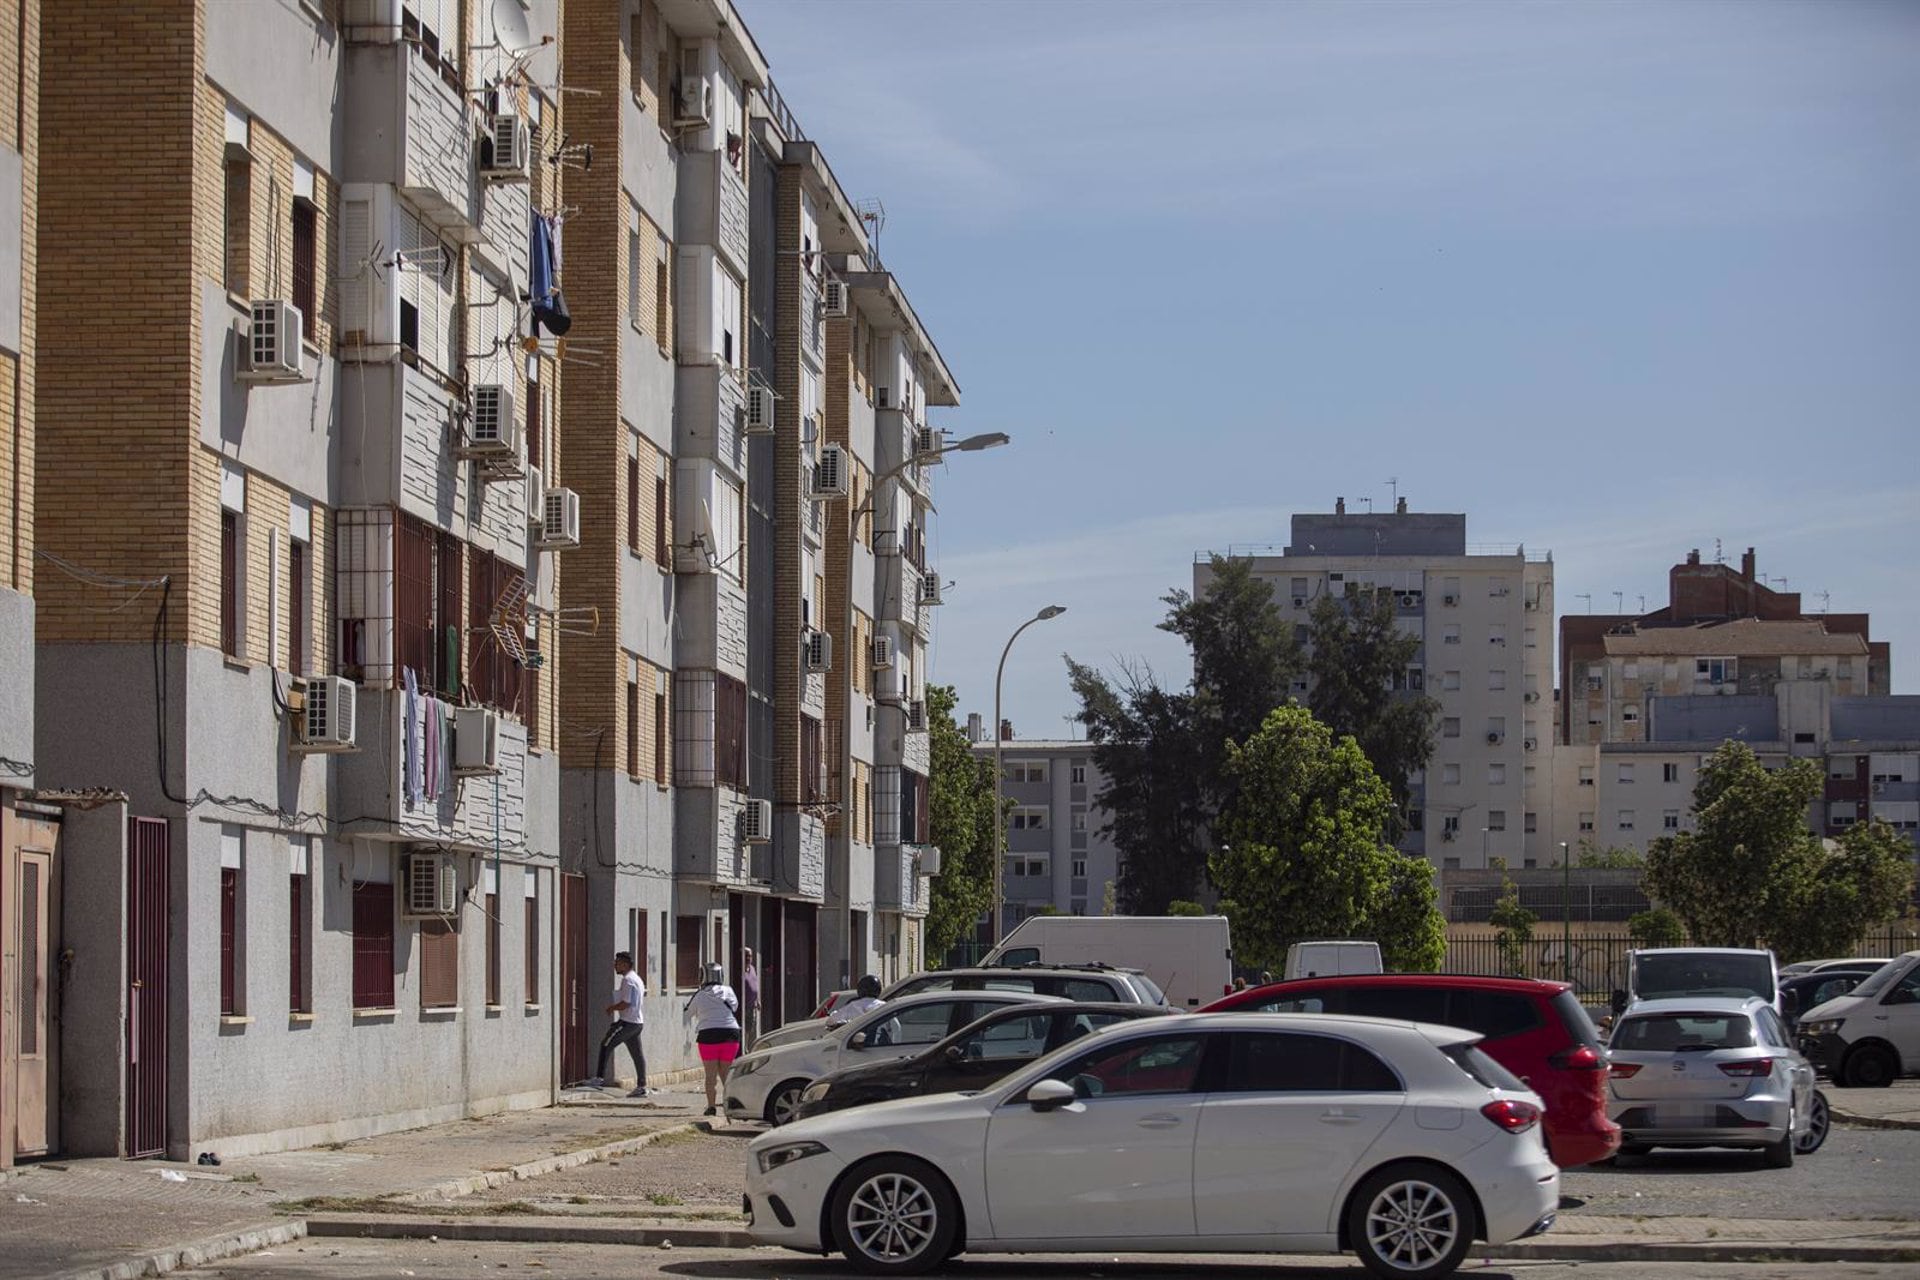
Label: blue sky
xmin=741 ymin=0 xmax=1920 ymax=735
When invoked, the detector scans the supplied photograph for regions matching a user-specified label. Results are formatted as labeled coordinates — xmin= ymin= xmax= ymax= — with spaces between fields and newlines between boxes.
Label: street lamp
xmin=835 ymin=430 xmax=1008 ymax=989
xmin=992 ymin=604 xmax=1067 ymax=945
xmin=1559 ymin=840 xmax=1572 ymax=985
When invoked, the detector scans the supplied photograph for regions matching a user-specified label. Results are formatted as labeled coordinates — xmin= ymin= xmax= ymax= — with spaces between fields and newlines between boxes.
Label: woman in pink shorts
xmin=686 ymin=963 xmax=742 ymax=1117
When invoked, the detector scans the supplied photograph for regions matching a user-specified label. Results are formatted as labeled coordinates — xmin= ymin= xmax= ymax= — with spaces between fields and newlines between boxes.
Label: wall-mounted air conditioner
xmin=1292 ymin=596 xmax=1308 ymax=608
xmin=906 ymin=699 xmax=927 ymax=733
xmin=240 ymin=300 xmax=307 ymax=384
xmin=916 ymin=846 xmax=942 ymax=876
xmin=917 ymin=575 xmax=943 ymax=607
xmin=481 ymin=113 xmax=531 ymax=182
xmin=538 ymin=487 xmax=581 ymax=549
xmin=744 ymin=384 xmax=775 ymax=435
xmin=742 ymin=798 xmax=773 ymax=844
xmin=1441 ymin=828 xmax=1456 ymax=843
xmin=803 ymin=629 xmax=832 ymax=673
xmin=1524 ymin=691 xmax=1540 ymax=703
xmin=811 ymin=444 xmax=848 ymax=499
xmin=454 ymin=706 xmax=502 ymax=775
xmin=524 ymin=466 xmax=545 ymax=527
xmin=872 ymin=635 xmax=896 ymax=670
xmin=293 ymin=676 xmax=358 ymax=752
xmin=675 ymin=75 xmax=713 ymax=128
xmin=913 ymin=427 xmax=940 ymax=459
xmin=1523 ymin=737 xmax=1538 ymax=751
xmin=462 ymin=384 xmax=519 ymax=457
xmin=1525 ymin=598 xmax=1540 ymax=611
xmin=820 ymin=279 xmax=848 ymax=318
xmin=1487 ymin=731 xmax=1504 ymax=745
xmin=403 ymin=852 xmax=458 ymax=917
xmin=1443 ymin=594 xmax=1459 ymax=606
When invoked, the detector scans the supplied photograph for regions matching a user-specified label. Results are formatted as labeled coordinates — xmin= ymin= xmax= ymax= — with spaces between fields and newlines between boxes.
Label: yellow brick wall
xmin=0 ymin=0 xmax=37 ymax=595
xmin=632 ymin=213 xmax=673 ymax=357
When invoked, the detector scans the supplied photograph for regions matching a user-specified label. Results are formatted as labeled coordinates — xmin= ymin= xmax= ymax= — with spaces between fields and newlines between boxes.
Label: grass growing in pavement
xmin=646 ymin=1191 xmax=683 ymax=1207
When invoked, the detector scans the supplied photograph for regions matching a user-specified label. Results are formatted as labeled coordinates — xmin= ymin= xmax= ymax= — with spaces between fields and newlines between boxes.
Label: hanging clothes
xmin=440 ymin=709 xmax=454 ymax=797
xmin=423 ymin=695 xmax=440 ymax=801
xmin=403 ymin=668 xmax=423 ymax=809
xmin=529 ymin=214 xmax=571 ymax=337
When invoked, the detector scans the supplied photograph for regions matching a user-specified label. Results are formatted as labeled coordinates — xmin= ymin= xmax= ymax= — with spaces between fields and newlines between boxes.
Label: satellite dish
xmin=490 ymin=0 xmax=534 ymax=51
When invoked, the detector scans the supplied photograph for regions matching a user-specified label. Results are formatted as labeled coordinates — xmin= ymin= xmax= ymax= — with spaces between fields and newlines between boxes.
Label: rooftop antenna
xmin=854 ymin=197 xmax=886 ymax=264
xmin=1612 ymin=591 xmax=1623 ymax=613
xmin=1713 ymin=538 xmax=1725 ymax=565
xmin=1386 ymin=476 xmax=1399 ymax=508
xmin=1818 ymin=590 xmax=1831 ymax=615
xmin=1061 ymin=713 xmax=1079 ymax=740
xmin=1577 ymin=593 xmax=1592 ymax=614
xmin=1358 ymin=496 xmax=1373 ymax=514
xmin=1637 ymin=594 xmax=1646 ymax=613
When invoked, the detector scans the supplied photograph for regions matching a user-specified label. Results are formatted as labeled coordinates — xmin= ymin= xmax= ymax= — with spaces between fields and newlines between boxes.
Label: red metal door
xmin=762 ymin=899 xmax=783 ymax=1032
xmin=126 ymin=817 xmax=170 ymax=1159
xmin=783 ymin=902 xmax=816 ymax=1025
xmin=559 ymin=874 xmax=589 ymax=1084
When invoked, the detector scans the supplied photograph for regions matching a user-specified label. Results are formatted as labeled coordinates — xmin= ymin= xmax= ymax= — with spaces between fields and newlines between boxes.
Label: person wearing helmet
xmin=826 ymin=974 xmax=885 ymax=1026
xmin=685 ymin=962 xmax=742 ymax=1117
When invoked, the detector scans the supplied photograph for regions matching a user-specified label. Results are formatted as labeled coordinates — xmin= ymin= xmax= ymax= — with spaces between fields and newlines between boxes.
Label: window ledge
xmin=423 ymin=1006 xmax=462 ymax=1018
xmin=223 ymin=656 xmax=253 ymax=673
xmin=523 ymin=1002 xmax=543 ymax=1013
xmin=219 ymin=1015 xmax=255 ymax=1027
xmin=353 ymin=1007 xmax=398 ymax=1021
xmin=289 ymin=1012 xmax=316 ymax=1024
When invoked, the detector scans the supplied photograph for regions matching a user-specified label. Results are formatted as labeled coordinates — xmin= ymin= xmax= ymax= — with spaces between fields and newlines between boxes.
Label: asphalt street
xmin=183 ymin=1241 xmax=1920 ymax=1280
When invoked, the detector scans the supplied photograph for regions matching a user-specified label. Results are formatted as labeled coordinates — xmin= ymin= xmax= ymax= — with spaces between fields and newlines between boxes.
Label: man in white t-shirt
xmin=585 ymin=951 xmax=649 ymax=1097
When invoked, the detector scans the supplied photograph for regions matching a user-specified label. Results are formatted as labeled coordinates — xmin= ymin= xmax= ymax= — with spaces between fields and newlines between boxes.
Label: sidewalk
xmin=3 ymin=1081 xmax=707 ymax=1280
xmin=1826 ymin=1078 xmax=1920 ymax=1130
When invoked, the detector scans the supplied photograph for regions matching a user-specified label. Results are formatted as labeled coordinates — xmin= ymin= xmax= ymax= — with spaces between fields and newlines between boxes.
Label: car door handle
xmin=1137 ymin=1113 xmax=1182 ymax=1130
xmin=1320 ymin=1109 xmax=1363 ymax=1125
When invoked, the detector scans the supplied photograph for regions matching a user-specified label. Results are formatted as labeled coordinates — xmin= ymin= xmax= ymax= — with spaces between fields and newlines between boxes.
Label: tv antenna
xmin=1713 ymin=538 xmax=1725 ymax=565
xmin=1818 ymin=589 xmax=1831 ymax=614
xmin=1612 ymin=591 xmax=1623 ymax=613
xmin=1576 ymin=593 xmax=1592 ymax=614
xmin=1386 ymin=476 xmax=1399 ymax=508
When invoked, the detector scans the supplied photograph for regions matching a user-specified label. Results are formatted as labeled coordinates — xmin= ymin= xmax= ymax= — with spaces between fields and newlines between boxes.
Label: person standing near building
xmin=686 ymin=963 xmax=742 ymax=1117
xmin=740 ymin=947 xmax=761 ymax=1048
xmin=586 ymin=951 xmax=648 ymax=1097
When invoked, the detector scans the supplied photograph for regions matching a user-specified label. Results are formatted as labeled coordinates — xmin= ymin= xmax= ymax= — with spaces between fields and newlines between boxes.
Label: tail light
xmin=1481 ymin=1099 xmax=1541 ymax=1134
xmin=1608 ymin=1061 xmax=1642 ymax=1080
xmin=1549 ymin=1045 xmax=1604 ymax=1071
xmin=1717 ymin=1058 xmax=1775 ymax=1078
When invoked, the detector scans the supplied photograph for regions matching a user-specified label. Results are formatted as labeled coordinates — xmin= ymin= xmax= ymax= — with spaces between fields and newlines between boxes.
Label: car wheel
xmin=1763 ymin=1110 xmax=1795 ymax=1169
xmin=1841 ymin=1044 xmax=1897 ymax=1089
xmin=764 ymin=1079 xmax=809 ymax=1127
xmin=829 ymin=1155 xmax=960 ymax=1276
xmin=1348 ymin=1163 xmax=1475 ymax=1280
xmin=1794 ymin=1091 xmax=1830 ymax=1155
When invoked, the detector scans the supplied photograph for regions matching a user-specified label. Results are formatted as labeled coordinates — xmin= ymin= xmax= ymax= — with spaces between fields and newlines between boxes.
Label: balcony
xmin=336 ymin=689 xmax=531 ymax=853
xmin=772 ymin=811 xmax=827 ymax=901
xmin=800 ymin=273 xmax=824 ymax=365
xmin=675 ymin=150 xmax=751 ymax=278
xmin=344 ymin=42 xmax=479 ymax=244
xmin=675 ymin=787 xmax=760 ymax=887
xmin=874 ymin=538 xmax=925 ymax=636
xmin=675 ymin=364 xmax=748 ymax=478
xmin=873 ymin=843 xmax=927 ymax=915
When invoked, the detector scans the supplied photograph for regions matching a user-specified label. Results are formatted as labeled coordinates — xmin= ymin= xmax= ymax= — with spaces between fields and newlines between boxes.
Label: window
xmin=862 ymin=999 xmax=962 ymax=1048
xmin=1579 ymin=811 xmax=1595 ymax=832
xmin=1697 ymin=657 xmax=1737 ymax=685
xmin=1586 ymin=667 xmax=1605 ymax=693
xmin=1071 ymin=810 xmax=1087 ymax=832
xmin=1794 ymin=731 xmax=1816 ymax=745
xmin=223 ymin=132 xmax=251 ymax=295
xmin=1618 ymin=763 xmax=1635 ymax=784
xmin=1488 ymin=716 xmax=1506 ymax=738
xmin=1072 ymin=858 xmax=1087 ymax=878
xmin=1290 ymin=576 xmax=1308 ymax=598
xmin=654 ymin=465 xmax=670 ymax=566
xmin=1406 ymin=666 xmax=1424 ymax=691
xmin=288 ymin=838 xmax=310 ymax=1015
xmin=1618 ymin=809 xmax=1636 ymax=831
xmin=715 ymin=673 xmax=748 ymax=789
xmin=654 ymin=690 xmax=668 ymax=786
xmin=1663 ymin=809 xmax=1680 ymax=831
xmin=468 ymin=549 xmax=522 ymax=713
xmin=352 ymin=882 xmax=396 ymax=1009
xmin=1443 ymin=624 xmax=1460 ymax=646
xmin=1488 ymin=810 xmax=1506 ymax=831
xmin=421 ymin=918 xmax=458 ymax=1010
xmin=627 ymin=452 xmax=641 ymax=551
xmin=627 ymin=215 xmax=642 ymax=329
xmin=626 ymin=667 xmax=641 ymax=779
xmin=220 ymin=510 xmax=241 ymax=657
xmin=1071 ymin=764 xmax=1087 ymax=785
xmin=956 ymin=1011 xmax=1054 ymax=1064
xmin=1443 ymin=670 xmax=1461 ymax=691
xmin=1524 ymin=626 xmax=1538 ymax=649
xmin=802 ymin=715 xmax=824 ymax=803
xmin=1442 ymin=815 xmax=1460 ymax=835
xmin=1442 ymin=717 xmax=1460 ymax=738
xmin=524 ymin=870 xmax=540 ymax=1004
xmin=1489 ymin=764 xmax=1506 ymax=785
xmin=1579 ymin=765 xmax=1594 ymax=787
xmin=220 ymin=849 xmax=243 ymax=1017
xmin=1041 ymin=1034 xmax=1209 ymax=1099
xmin=1664 ymin=762 xmax=1680 ymax=783
xmin=675 ymin=915 xmax=703 ymax=987
xmin=1622 ymin=705 xmax=1640 ymax=724
xmin=1524 ymin=811 xmax=1537 ymax=833
xmin=1489 ymin=576 xmax=1509 ymax=598
xmin=1007 ymin=761 xmax=1048 ymax=784
xmin=288 ymin=537 xmax=308 ymax=676
xmin=292 ymin=198 xmax=317 ymax=340
xmin=396 ymin=515 xmax=461 ymax=696
xmin=1442 ymin=856 xmax=1460 ymax=869
xmin=1489 ymin=669 xmax=1507 ymax=691
xmin=1488 ymin=624 xmax=1506 ymax=647
xmin=1226 ymin=1032 xmax=1400 ymax=1092
xmin=655 ymin=238 xmax=672 ymax=355
xmin=1011 ymin=808 xmax=1049 ymax=830
xmin=1442 ymin=764 xmax=1460 ymax=785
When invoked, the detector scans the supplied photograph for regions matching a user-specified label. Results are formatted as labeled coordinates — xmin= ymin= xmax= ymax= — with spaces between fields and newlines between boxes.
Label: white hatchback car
xmin=746 ymin=1013 xmax=1559 ymax=1278
xmin=727 ymin=990 xmax=1063 ymax=1126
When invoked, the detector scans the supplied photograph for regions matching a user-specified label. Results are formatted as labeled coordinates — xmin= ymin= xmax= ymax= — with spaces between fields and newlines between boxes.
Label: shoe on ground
xmin=581 ymin=1077 xmax=605 ymax=1089
xmin=628 ymin=1087 xmax=648 ymax=1098
xmin=703 ymin=1105 xmax=717 ymax=1117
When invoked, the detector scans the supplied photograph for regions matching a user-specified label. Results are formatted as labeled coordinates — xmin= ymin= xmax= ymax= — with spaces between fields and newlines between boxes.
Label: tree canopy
xmin=924 ymin=684 xmax=997 ymax=962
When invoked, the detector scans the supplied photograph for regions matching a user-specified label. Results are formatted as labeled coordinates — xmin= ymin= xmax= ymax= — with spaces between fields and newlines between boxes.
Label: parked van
xmin=1618 ymin=947 xmax=1780 ymax=1016
xmin=1284 ymin=939 xmax=1384 ymax=980
xmin=983 ymin=915 xmax=1232 ymax=1008
xmin=1799 ymin=951 xmax=1920 ymax=1088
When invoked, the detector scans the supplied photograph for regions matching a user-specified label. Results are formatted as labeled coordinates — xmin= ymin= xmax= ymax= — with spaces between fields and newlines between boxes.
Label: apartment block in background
xmin=1202 ymin=500 xmax=1557 ymax=871
xmin=971 ymin=726 xmax=1122 ymax=930
xmin=33 ymin=0 xmax=565 ymax=1160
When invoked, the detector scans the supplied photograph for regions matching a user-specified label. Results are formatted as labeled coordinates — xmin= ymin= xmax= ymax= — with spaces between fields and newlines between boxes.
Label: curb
xmin=1829 ymin=1106 xmax=1920 ymax=1133
xmin=1487 ymin=1239 xmax=1920 ymax=1265
xmin=47 ymin=1221 xmax=307 ymax=1280
xmin=394 ymin=1120 xmax=700 ymax=1203
xmin=307 ymin=1215 xmax=755 ymax=1249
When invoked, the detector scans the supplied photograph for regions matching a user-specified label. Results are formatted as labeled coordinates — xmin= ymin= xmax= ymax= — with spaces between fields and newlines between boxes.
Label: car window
xmin=1061 ymin=979 xmax=1117 ymax=1002
xmin=1612 ymin=1013 xmax=1755 ymax=1052
xmin=1458 ymin=991 xmax=1543 ymax=1039
xmin=981 ymin=977 xmax=1040 ymax=993
xmin=1252 ymin=988 xmax=1329 ymax=1014
xmin=1847 ymin=960 xmax=1903 ymax=1000
xmin=1225 ymin=1032 xmax=1402 ymax=1093
xmin=891 ymin=976 xmax=947 ymax=997
xmin=1551 ymin=990 xmax=1605 ymax=1052
xmin=1885 ymin=966 xmax=1920 ymax=1007
xmin=1441 ymin=1043 xmax=1528 ymax=1092
xmin=1756 ymin=1008 xmax=1791 ymax=1048
xmin=997 ymin=947 xmax=1041 ymax=966
xmin=1054 ymin=1009 xmax=1140 ymax=1050
xmin=1812 ymin=977 xmax=1854 ymax=1006
xmin=1045 ymin=1034 xmax=1210 ymax=1099
xmin=866 ymin=1001 xmax=965 ymax=1047
xmin=1634 ymin=953 xmax=1774 ymax=1003
xmin=958 ymin=1011 xmax=1054 ymax=1063
xmin=1343 ymin=986 xmax=1452 ymax=1025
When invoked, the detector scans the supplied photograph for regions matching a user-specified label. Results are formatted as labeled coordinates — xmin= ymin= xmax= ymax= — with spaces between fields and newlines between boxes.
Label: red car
xmin=1201 ymin=973 xmax=1619 ymax=1168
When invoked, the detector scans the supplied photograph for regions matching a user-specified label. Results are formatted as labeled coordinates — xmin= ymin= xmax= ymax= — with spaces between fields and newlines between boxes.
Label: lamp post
xmin=1481 ymin=826 xmax=1490 ymax=867
xmin=1559 ymin=840 xmax=1572 ymax=985
xmin=836 ymin=431 xmax=1008 ymax=989
xmin=992 ymin=605 xmax=1067 ymax=945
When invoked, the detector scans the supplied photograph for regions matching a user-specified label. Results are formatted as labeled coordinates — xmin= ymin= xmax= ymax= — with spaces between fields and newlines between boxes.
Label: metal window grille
xmin=220 ymin=867 xmax=239 ymax=1015
xmin=486 ymin=894 xmax=500 ymax=1006
xmin=352 ymin=882 xmax=396 ymax=1009
xmin=289 ymin=873 xmax=308 ymax=1013
xmin=220 ymin=511 xmax=239 ymax=655
xmin=523 ymin=893 xmax=539 ymax=1003
xmin=288 ymin=539 xmax=308 ymax=677
xmin=292 ymin=201 xmax=317 ymax=340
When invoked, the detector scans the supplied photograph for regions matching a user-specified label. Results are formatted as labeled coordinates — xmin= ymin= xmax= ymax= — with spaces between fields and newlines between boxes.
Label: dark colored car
xmin=791 ymin=1001 xmax=1177 ymax=1121
xmin=1780 ymin=970 xmax=1869 ymax=1032
xmin=886 ymin=964 xmax=1167 ymax=1007
xmin=1201 ymin=973 xmax=1618 ymax=1168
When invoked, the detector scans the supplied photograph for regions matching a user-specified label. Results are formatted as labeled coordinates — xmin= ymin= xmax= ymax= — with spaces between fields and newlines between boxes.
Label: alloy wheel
xmin=845 ymin=1171 xmax=939 ymax=1265
xmin=1795 ymin=1091 xmax=1830 ymax=1155
xmin=1365 ymin=1178 xmax=1461 ymax=1271
xmin=768 ymin=1082 xmax=806 ymax=1126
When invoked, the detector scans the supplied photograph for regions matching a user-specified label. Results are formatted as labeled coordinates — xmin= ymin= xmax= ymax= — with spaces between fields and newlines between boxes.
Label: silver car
xmin=1606 ymin=996 xmax=1814 ymax=1167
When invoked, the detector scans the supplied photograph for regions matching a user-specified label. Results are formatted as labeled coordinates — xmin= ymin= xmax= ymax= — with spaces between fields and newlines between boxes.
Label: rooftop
xmin=1601 ymin=618 xmax=1870 ymax=658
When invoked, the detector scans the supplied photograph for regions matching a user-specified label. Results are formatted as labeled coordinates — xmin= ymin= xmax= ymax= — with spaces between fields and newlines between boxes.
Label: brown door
xmin=126 ymin=817 xmax=170 ymax=1159
xmin=559 ymin=874 xmax=589 ymax=1084
xmin=762 ymin=900 xmax=783 ymax=1032
xmin=783 ymin=902 xmax=816 ymax=1024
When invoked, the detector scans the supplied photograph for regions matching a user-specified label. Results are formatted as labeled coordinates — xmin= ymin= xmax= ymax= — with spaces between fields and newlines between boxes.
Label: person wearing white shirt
xmin=826 ymin=973 xmax=885 ymax=1026
xmin=686 ymin=963 xmax=742 ymax=1117
xmin=586 ymin=951 xmax=648 ymax=1097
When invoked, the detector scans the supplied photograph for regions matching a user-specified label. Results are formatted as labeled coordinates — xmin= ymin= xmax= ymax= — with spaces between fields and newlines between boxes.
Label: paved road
xmin=183 ymin=1240 xmax=1919 ymax=1280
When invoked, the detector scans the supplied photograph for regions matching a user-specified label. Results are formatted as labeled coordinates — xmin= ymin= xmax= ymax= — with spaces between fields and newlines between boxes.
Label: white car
xmin=728 ymin=990 xmax=1063 ymax=1126
xmin=746 ymin=1013 xmax=1560 ymax=1278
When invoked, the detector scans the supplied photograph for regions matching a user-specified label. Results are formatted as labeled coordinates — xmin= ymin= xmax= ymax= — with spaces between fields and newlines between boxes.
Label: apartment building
xmin=1203 ymin=500 xmax=1557 ymax=870
xmin=33 ymin=0 xmax=565 ymax=1159
xmin=1554 ymin=546 xmax=1909 ymax=862
xmin=0 ymin=0 xmax=43 ymax=1170
xmin=971 ymin=731 xmax=1121 ymax=926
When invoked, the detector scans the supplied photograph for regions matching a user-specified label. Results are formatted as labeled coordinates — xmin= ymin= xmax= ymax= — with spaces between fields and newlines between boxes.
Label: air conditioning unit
xmin=906 ymin=699 xmax=927 ymax=733
xmin=454 ymin=706 xmax=503 ymax=775
xmin=811 ymin=443 xmax=848 ymax=499
xmin=1525 ymin=598 xmax=1540 ymax=612
xmin=481 ymin=112 xmax=531 ymax=181
xmin=871 ymin=635 xmax=896 ymax=670
xmin=240 ymin=300 xmax=306 ymax=383
xmin=403 ymin=852 xmax=458 ymax=917
xmin=820 ymin=278 xmax=848 ymax=318
xmin=463 ymin=384 xmax=519 ymax=457
xmin=1487 ymin=731 xmax=1504 ymax=745
xmin=803 ymin=628 xmax=832 ymax=673
xmin=294 ymin=676 xmax=358 ymax=751
xmin=1441 ymin=829 xmax=1456 ymax=843
xmin=1399 ymin=593 xmax=1421 ymax=608
xmin=741 ymin=798 xmax=773 ymax=844
xmin=1873 ymin=782 xmax=1887 ymax=795
xmin=913 ymin=427 xmax=940 ymax=459
xmin=917 ymin=575 xmax=943 ymax=607
xmin=1524 ymin=737 xmax=1538 ymax=752
xmin=1292 ymin=596 xmax=1308 ymax=608
xmin=744 ymin=384 xmax=775 ymax=435
xmin=675 ymin=75 xmax=712 ymax=127
xmin=538 ymin=486 xmax=581 ymax=549
xmin=1443 ymin=594 xmax=1459 ymax=606
xmin=1524 ymin=691 xmax=1540 ymax=703
xmin=523 ymin=466 xmax=545 ymax=527
xmin=915 ymin=845 xmax=942 ymax=876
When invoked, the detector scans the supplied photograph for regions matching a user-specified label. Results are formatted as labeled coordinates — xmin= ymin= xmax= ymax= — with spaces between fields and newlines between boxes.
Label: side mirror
xmin=849 ymin=1031 xmax=869 ymax=1050
xmin=943 ymin=1045 xmax=965 ymax=1064
xmin=1610 ymin=988 xmax=1628 ymax=1016
xmin=1026 ymin=1078 xmax=1077 ymax=1113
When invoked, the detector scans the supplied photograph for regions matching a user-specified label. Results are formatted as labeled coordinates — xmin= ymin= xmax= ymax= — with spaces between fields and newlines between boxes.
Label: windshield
xmin=1846 ymin=958 xmax=1908 ymax=1000
xmin=1634 ymin=952 xmax=1774 ymax=1003
xmin=1614 ymin=1012 xmax=1755 ymax=1052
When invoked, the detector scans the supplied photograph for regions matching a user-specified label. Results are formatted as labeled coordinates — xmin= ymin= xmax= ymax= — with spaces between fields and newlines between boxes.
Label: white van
xmin=1619 ymin=947 xmax=1781 ymax=1016
xmin=1799 ymin=951 xmax=1920 ymax=1088
xmin=984 ymin=915 xmax=1232 ymax=1008
xmin=1284 ymin=940 xmax=1384 ymax=980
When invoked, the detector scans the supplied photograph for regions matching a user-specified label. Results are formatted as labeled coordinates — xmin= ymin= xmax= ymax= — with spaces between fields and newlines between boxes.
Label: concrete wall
xmin=0 ymin=587 xmax=31 ymax=782
xmin=1287 ymin=511 xmax=1466 ymax=557
xmin=206 ymin=0 xmax=342 ymax=168
xmin=1648 ymin=694 xmax=1778 ymax=744
xmin=199 ymin=281 xmax=340 ymax=504
xmin=1832 ymin=696 xmax=1920 ymax=744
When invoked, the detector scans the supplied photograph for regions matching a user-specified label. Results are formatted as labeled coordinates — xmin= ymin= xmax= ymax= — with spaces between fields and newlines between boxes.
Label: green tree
xmin=1304 ymin=589 xmax=1439 ymax=832
xmin=1577 ymin=841 xmax=1644 ymax=870
xmin=1644 ymin=741 xmax=1913 ymax=959
xmin=1166 ymin=899 xmax=1207 ymax=917
xmin=1371 ymin=854 xmax=1449 ymax=972
xmin=1628 ymin=906 xmax=1686 ymax=949
xmin=1489 ymin=874 xmax=1537 ymax=975
xmin=924 ymin=684 xmax=996 ymax=961
xmin=1210 ymin=705 xmax=1448 ymax=974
